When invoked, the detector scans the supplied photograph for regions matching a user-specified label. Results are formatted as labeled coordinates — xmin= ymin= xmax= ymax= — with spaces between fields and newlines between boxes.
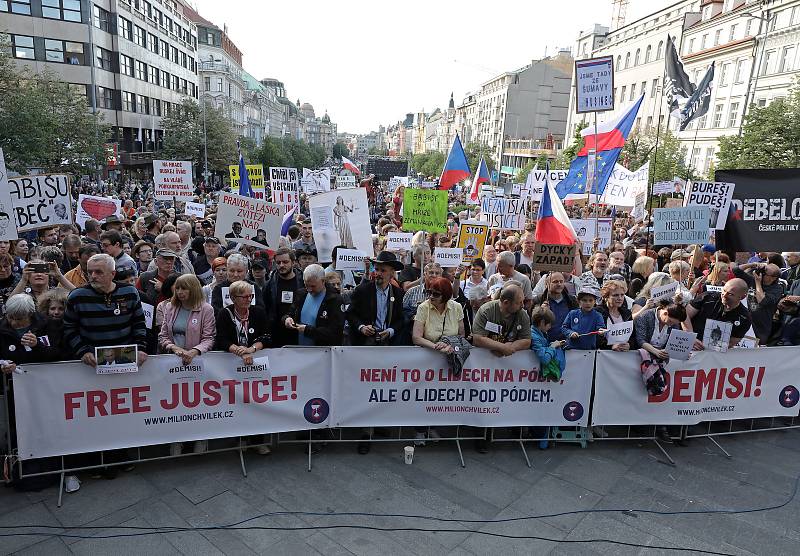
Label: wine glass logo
xmin=779 ymin=386 xmax=799 ymax=408
xmin=304 ymin=398 xmax=330 ymax=424
xmin=563 ymin=401 xmax=584 ymax=422
xmin=311 ymin=402 xmax=321 ymax=419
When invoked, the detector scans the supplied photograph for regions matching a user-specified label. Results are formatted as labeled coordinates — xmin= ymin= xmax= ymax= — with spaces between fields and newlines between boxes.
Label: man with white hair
xmin=282 ymin=264 xmax=344 ymax=346
xmin=210 ymin=253 xmax=265 ymax=313
xmin=146 ymin=231 xmax=194 ymax=275
xmin=486 ymin=251 xmax=534 ymax=309
xmin=782 ymin=252 xmax=800 ymax=287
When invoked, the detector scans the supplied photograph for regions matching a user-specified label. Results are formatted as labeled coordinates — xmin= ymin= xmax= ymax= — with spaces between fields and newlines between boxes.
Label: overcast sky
xmin=191 ymin=0 xmax=674 ymax=134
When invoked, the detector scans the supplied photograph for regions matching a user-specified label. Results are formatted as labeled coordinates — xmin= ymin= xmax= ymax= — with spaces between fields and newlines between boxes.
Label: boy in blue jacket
xmin=562 ymin=286 xmax=606 ymax=350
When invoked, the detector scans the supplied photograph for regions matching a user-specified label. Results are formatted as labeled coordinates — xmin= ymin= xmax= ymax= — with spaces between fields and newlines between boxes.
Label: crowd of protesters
xmin=1 ymin=174 xmax=798 ymax=493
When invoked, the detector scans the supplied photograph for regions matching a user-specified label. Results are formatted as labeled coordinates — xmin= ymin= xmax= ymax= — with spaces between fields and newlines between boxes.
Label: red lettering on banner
xmin=648 ymin=366 xmax=768 ymax=403
xmin=87 ymin=390 xmax=108 ymax=417
xmin=65 ymin=387 xmax=151 ymax=419
xmin=725 ymin=367 xmax=745 ymax=398
xmin=673 ymin=370 xmax=692 ymax=402
xmin=203 ymin=380 xmax=222 ymax=406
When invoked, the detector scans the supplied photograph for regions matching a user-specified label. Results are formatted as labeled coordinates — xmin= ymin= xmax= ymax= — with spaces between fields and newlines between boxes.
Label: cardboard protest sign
xmin=456 ymin=221 xmax=489 ymax=265
xmin=0 ymin=149 xmax=19 ymax=240
xmin=385 ymin=232 xmax=413 ymax=252
xmin=664 ymin=197 xmax=684 ymax=208
xmin=479 ymin=197 xmax=526 ymax=230
xmin=703 ymin=319 xmax=732 ymax=352
xmin=434 ymin=247 xmax=463 ymax=268
xmin=335 ymin=249 xmax=368 ymax=271
xmin=666 ymin=329 xmax=696 ymax=360
xmin=214 ymin=192 xmax=284 ymax=249
xmin=570 ymin=218 xmax=612 ymax=256
xmin=683 ymin=181 xmax=735 ymax=230
xmin=75 ymin=194 xmax=120 ymax=230
xmin=605 ymin=320 xmax=633 ymax=344
xmin=532 ymin=243 xmax=577 ymax=273
xmin=229 ymin=164 xmax=265 ymax=199
xmin=309 ymin=188 xmax=373 ymax=264
xmin=388 ymin=176 xmax=408 ymax=193
xmin=7 ymin=174 xmax=72 ymax=232
xmin=184 ymin=201 xmax=206 ymax=218
xmin=650 ymin=281 xmax=679 ymax=302
xmin=335 ymin=175 xmax=357 ymax=189
xmin=402 ymin=189 xmax=448 ymax=233
xmin=715 ymin=168 xmax=800 ymax=253
xmin=601 ymin=162 xmax=649 ymax=207
xmin=302 ymin=168 xmax=331 ymax=194
xmin=269 ymin=167 xmax=300 ymax=214
xmin=153 ymin=160 xmax=193 ymax=200
xmin=652 ymin=206 xmax=710 ymax=245
xmin=521 ymin=168 xmax=568 ymax=201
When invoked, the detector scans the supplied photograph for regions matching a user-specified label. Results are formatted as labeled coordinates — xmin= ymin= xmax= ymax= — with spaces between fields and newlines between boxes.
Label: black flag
xmin=663 ymin=35 xmax=694 ymax=118
xmin=679 ymin=62 xmax=714 ymax=131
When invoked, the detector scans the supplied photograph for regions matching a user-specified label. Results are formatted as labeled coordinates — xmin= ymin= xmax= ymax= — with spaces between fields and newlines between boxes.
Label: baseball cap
xmin=156 ymin=248 xmax=178 ymax=258
xmin=251 ymin=259 xmax=267 ymax=270
xmin=671 ymin=248 xmax=692 ymax=260
xmin=702 ymin=243 xmax=716 ymax=254
xmin=204 ymin=236 xmax=221 ymax=244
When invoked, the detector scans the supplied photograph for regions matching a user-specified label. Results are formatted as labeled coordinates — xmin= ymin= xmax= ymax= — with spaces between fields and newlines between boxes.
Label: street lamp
xmin=739 ymin=9 xmax=776 ymax=135
xmin=201 ymin=55 xmax=221 ymax=183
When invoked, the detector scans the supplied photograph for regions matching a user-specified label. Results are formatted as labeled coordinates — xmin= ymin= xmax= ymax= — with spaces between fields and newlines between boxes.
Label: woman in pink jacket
xmin=158 ymin=274 xmax=215 ymax=365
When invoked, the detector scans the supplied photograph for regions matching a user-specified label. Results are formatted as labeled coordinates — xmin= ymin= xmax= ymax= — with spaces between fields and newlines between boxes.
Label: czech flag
xmin=536 ymin=164 xmax=577 ymax=245
xmin=555 ymin=95 xmax=644 ymax=200
xmin=281 ymin=205 xmax=296 ymax=236
xmin=438 ymin=133 xmax=470 ymax=190
xmin=468 ymin=156 xmax=490 ymax=203
xmin=237 ymin=141 xmax=253 ymax=197
xmin=341 ymin=156 xmax=361 ymax=176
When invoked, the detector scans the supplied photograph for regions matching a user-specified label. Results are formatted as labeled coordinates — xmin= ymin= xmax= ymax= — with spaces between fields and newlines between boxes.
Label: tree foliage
xmin=0 ymin=35 xmax=110 ymax=175
xmin=464 ymin=142 xmax=496 ymax=174
xmin=621 ymin=127 xmax=690 ymax=183
xmin=254 ymin=136 xmax=326 ymax=172
xmin=410 ymin=151 xmax=445 ymax=179
xmin=332 ymin=142 xmax=349 ymax=159
xmin=717 ymin=85 xmax=800 ymax=170
xmin=368 ymin=146 xmax=388 ymax=156
xmin=161 ymin=98 xmax=237 ymax=176
xmin=556 ymin=121 xmax=589 ymax=169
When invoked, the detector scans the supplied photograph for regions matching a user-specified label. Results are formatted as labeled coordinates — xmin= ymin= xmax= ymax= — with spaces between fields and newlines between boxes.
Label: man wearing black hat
xmin=142 ymin=213 xmax=160 ymax=243
xmin=346 ymin=251 xmax=405 ymax=346
xmin=101 ymin=215 xmax=124 ymax=233
xmin=296 ymin=247 xmax=318 ymax=271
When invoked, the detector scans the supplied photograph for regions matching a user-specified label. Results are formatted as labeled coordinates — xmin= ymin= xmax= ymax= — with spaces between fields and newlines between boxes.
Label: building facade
xmin=2 ymin=0 xmax=200 ymax=170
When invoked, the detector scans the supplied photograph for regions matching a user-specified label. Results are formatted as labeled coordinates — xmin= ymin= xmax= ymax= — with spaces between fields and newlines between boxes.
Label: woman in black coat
xmin=214 ymin=280 xmax=270 ymax=363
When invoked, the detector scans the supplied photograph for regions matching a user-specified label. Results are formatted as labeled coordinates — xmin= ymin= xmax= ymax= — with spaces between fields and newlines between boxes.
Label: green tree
xmin=161 ymin=99 xmax=237 ymax=177
xmin=515 ymin=154 xmax=550 ymax=183
xmin=332 ymin=142 xmax=349 ymax=159
xmin=411 ymin=151 xmax=444 ymax=179
xmin=367 ymin=146 xmax=388 ymax=156
xmin=0 ymin=35 xmax=110 ymax=175
xmin=621 ymin=127 xmax=690 ymax=183
xmin=555 ymin=121 xmax=589 ymax=169
xmin=464 ymin=141 xmax=496 ymax=174
xmin=717 ymin=85 xmax=800 ymax=169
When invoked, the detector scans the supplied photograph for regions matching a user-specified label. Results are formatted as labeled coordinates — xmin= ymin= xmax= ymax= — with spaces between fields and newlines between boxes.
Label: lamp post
xmin=739 ymin=9 xmax=775 ymax=136
xmin=201 ymin=55 xmax=221 ymax=184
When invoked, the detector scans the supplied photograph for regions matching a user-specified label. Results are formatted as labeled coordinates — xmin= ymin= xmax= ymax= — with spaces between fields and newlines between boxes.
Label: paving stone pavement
xmin=2 ymin=429 xmax=800 ymax=555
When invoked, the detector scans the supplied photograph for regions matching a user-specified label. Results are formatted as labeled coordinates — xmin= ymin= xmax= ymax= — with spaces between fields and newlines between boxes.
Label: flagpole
xmin=645 ymin=66 xmax=669 ymax=256
xmin=593 ymin=110 xmax=599 ymax=238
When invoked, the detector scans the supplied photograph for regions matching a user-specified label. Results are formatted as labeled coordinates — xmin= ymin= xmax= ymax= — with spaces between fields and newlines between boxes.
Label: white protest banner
xmin=601 ymin=162 xmax=649 ymax=207
xmin=683 ymin=181 xmax=735 ymax=230
xmin=479 ymin=197 xmax=526 ymax=230
xmin=652 ymin=206 xmax=710 ymax=245
xmin=309 ymin=188 xmax=373 ymax=264
xmin=575 ymin=55 xmax=614 ymax=113
xmin=388 ymin=176 xmax=408 ymax=193
xmin=592 ymin=348 xmax=800 ymax=425
xmin=386 ymin=232 xmax=413 ymax=252
xmin=434 ymin=247 xmax=464 ymax=268
xmin=650 ymin=281 xmax=679 ymax=302
xmin=665 ymin=329 xmax=696 ymax=361
xmin=335 ymin=174 xmax=357 ymax=189
xmin=521 ymin=168 xmax=569 ymax=202
xmin=331 ymin=347 xmax=594 ymax=427
xmin=7 ymin=174 xmax=73 ymax=232
xmin=570 ymin=218 xmax=613 ymax=256
xmin=12 ymin=349 xmax=331 ymax=459
xmin=214 ymin=192 xmax=284 ymax=249
xmin=301 ymin=168 xmax=331 ymax=195
xmin=605 ymin=320 xmax=633 ymax=344
xmin=269 ymin=166 xmax=300 ymax=214
xmin=184 ymin=201 xmax=206 ymax=218
xmin=141 ymin=302 xmax=154 ymax=329
xmin=336 ymin=249 xmax=368 ymax=271
xmin=631 ymin=190 xmax=647 ymax=221
xmin=153 ymin=160 xmax=194 ymax=200
xmin=76 ymin=194 xmax=121 ymax=230
xmin=0 ymin=148 xmax=19 ymax=240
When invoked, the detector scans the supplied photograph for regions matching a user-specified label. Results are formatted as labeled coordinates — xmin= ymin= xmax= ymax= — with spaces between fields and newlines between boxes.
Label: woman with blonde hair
xmin=158 ymin=273 xmax=216 ymax=365
xmin=631 ymin=272 xmax=678 ymax=317
xmin=629 ymin=255 xmax=655 ymax=298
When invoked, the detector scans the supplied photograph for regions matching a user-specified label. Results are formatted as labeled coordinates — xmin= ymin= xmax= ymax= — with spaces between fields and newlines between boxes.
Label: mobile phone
xmin=28 ymin=263 xmax=49 ymax=273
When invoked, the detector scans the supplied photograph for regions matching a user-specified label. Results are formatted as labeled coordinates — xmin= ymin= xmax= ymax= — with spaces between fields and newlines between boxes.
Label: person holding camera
xmin=11 ymin=259 xmax=75 ymax=301
xmin=347 ymin=252 xmax=405 ymax=346
xmin=733 ymin=262 xmax=783 ymax=344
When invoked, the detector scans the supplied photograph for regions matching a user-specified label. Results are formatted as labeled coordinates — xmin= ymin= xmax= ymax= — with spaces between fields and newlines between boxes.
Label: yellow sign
xmin=456 ymin=220 xmax=489 ymax=265
xmin=228 ymin=164 xmax=265 ymax=199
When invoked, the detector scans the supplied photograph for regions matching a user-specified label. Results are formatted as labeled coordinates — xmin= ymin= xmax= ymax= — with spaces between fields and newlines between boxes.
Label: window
xmin=65 ymin=41 xmax=84 ymax=65
xmin=159 ymin=41 xmax=168 ymax=59
xmin=152 ymin=98 xmax=161 ymax=117
xmin=757 ymin=98 xmax=767 ymax=107
xmin=688 ymin=38 xmax=695 ymax=54
xmin=712 ymin=103 xmax=723 ymax=127
xmin=656 ymin=40 xmax=664 ymax=59
xmin=93 ymin=5 xmax=110 ymax=31
xmin=11 ymin=35 xmax=34 ymax=59
xmin=204 ymin=76 xmax=210 ymax=92
xmin=634 ymin=48 xmax=640 ymax=66
xmin=729 ymin=24 xmax=737 ymax=42
xmin=646 ymin=116 xmax=653 ymax=129
xmin=704 ymin=147 xmax=714 ymax=174
xmin=645 ymin=45 xmax=652 ymax=63
xmin=216 ymin=77 xmax=223 ymax=92
xmin=134 ymin=25 xmax=146 ymax=47
xmin=624 ymin=52 xmax=630 ymax=68
xmin=698 ymin=114 xmax=708 ymax=129
xmin=95 ymin=46 xmax=113 ymax=70
xmin=727 ymin=102 xmax=739 ymax=127
xmin=42 ymin=0 xmax=81 ymax=21
xmin=745 ymin=18 xmax=753 ymax=37
xmin=734 ymin=58 xmax=746 ymax=83
xmin=171 ymin=74 xmax=179 ymax=90
xmin=122 ymin=91 xmax=135 ymax=112
xmin=620 ymin=85 xmax=626 ymax=103
xmin=629 ymin=83 xmax=636 ymax=101
xmin=96 ymin=86 xmax=114 ymax=109
xmin=180 ymin=78 xmax=187 ymax=94
xmin=651 ymin=78 xmax=659 ymax=98
xmin=162 ymin=70 xmax=170 ymax=89
xmin=761 ymin=49 xmax=775 ymax=75
xmin=1 ymin=0 xmax=31 ymax=14
xmin=120 ymin=54 xmax=134 ymax=76
xmin=714 ymin=29 xmax=721 ymax=46
xmin=45 ymin=39 xmax=64 ymax=63
xmin=149 ymin=65 xmax=159 ymax=85
xmin=135 ymin=60 xmax=147 ymax=81
xmin=180 ymin=51 xmax=187 ymax=68
xmin=779 ymin=45 xmax=795 ymax=73
xmin=137 ymin=95 xmax=148 ymax=115
xmin=119 ymin=17 xmax=132 ymax=41
xmin=701 ymin=34 xmax=708 ymax=49
xmin=640 ymin=81 xmax=646 ymax=98
xmin=170 ymin=46 xmax=178 ymax=64
xmin=616 ymin=55 xmax=621 ymax=68
xmin=720 ymin=62 xmax=730 ymax=86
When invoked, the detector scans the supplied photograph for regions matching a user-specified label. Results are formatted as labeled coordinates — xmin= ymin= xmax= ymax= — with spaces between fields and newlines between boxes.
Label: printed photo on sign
xmin=309 ymin=188 xmax=373 ymax=264
xmin=8 ymin=174 xmax=73 ymax=232
xmin=703 ymin=318 xmax=732 ymax=352
xmin=302 ymin=168 xmax=331 ymax=194
xmin=456 ymin=221 xmax=488 ymax=265
xmin=153 ymin=160 xmax=194 ymax=201
xmin=0 ymin=149 xmax=19 ymax=241
xmin=214 ymin=192 xmax=284 ymax=249
xmin=95 ymin=345 xmax=138 ymax=374
xmin=570 ymin=218 xmax=612 ymax=256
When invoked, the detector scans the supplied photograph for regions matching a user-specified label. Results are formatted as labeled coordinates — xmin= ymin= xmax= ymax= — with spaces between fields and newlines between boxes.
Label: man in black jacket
xmin=282 ymin=264 xmax=344 ymax=346
xmin=264 ymin=248 xmax=304 ymax=347
xmin=347 ymin=251 xmax=405 ymax=346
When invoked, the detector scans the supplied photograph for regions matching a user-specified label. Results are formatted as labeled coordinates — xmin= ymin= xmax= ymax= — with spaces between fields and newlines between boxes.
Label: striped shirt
xmin=63 ymin=283 xmax=147 ymax=357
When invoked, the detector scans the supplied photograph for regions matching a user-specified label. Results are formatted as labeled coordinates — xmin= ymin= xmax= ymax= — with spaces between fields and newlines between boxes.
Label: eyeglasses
xmin=235 ymin=294 xmax=254 ymax=299
xmin=424 ymin=290 xmax=442 ymax=298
